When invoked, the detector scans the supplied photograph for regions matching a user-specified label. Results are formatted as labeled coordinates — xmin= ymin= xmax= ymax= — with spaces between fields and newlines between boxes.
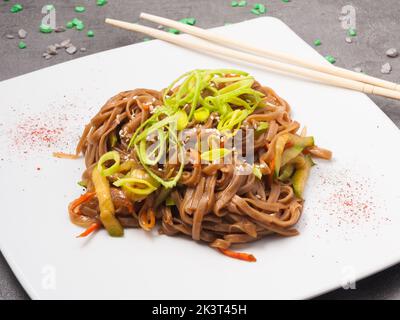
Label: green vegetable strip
xmin=139 ymin=129 xmax=166 ymax=166
xmin=194 ymin=107 xmax=210 ymax=122
xmin=163 ymin=71 xmax=192 ymax=108
xmin=218 ymin=109 xmax=249 ymax=131
xmin=134 ymin=113 xmax=177 ymax=144
xmin=253 ymin=165 xmax=262 ymax=179
xmin=200 ymin=148 xmax=231 ymax=162
xmin=137 ymin=127 xmax=184 ymax=188
xmin=218 ymin=79 xmax=254 ymax=95
xmin=92 ymin=167 xmax=123 ymax=237
xmin=188 ymin=70 xmax=202 ymax=120
xmin=256 ymin=122 xmax=269 ymax=132
xmin=113 ymin=177 xmax=157 ymax=195
xmin=97 ymin=151 xmax=120 ymax=176
xmin=212 ymin=75 xmax=253 ymax=83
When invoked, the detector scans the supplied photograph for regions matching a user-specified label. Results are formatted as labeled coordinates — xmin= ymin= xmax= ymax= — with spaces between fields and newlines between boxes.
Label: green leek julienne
xmin=97 ymin=151 xmax=120 ymax=176
xmin=128 ymin=69 xmax=266 ymax=189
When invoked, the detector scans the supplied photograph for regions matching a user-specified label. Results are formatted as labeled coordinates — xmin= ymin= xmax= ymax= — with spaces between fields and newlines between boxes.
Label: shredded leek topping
xmin=194 ymin=107 xmax=210 ymax=122
xmin=200 ymin=148 xmax=232 ymax=162
xmin=256 ymin=122 xmax=269 ymax=133
xmin=113 ymin=177 xmax=157 ymax=195
xmin=127 ymin=69 xmax=265 ymax=188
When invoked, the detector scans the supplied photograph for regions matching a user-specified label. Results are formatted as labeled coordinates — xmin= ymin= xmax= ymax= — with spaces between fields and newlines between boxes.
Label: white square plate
xmin=1 ymin=17 xmax=400 ymax=299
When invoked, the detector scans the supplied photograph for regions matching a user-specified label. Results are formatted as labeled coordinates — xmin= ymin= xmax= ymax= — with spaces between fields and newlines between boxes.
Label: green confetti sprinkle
xmin=75 ymin=6 xmax=86 ymax=13
xmin=10 ymin=3 xmax=23 ymax=13
xmin=250 ymin=3 xmax=266 ymax=15
xmin=76 ymin=22 xmax=85 ymax=31
xmin=68 ymin=17 xmax=85 ymax=30
xmin=231 ymin=0 xmax=238 ymax=7
xmin=39 ymin=23 xmax=53 ymax=33
xmin=18 ymin=41 xmax=26 ymax=49
xmin=72 ymin=18 xmax=83 ymax=26
xmin=96 ymin=0 xmax=107 ymax=6
xmin=314 ymin=39 xmax=322 ymax=46
xmin=238 ymin=0 xmax=247 ymax=7
xmin=167 ymin=18 xmax=197 ymax=35
xmin=252 ymin=3 xmax=266 ymax=14
xmin=282 ymin=0 xmax=290 ymax=2
xmin=87 ymin=30 xmax=94 ymax=37
xmin=325 ymin=55 xmax=336 ymax=64
xmin=348 ymin=28 xmax=357 ymax=37
xmin=168 ymin=28 xmax=180 ymax=34
xmin=180 ymin=17 xmax=196 ymax=25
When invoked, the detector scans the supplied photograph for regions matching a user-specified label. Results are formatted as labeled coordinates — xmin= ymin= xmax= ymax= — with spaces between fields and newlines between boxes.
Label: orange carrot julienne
xmin=269 ymin=158 xmax=275 ymax=173
xmin=218 ymin=248 xmax=257 ymax=262
xmin=76 ymin=222 xmax=101 ymax=238
xmin=267 ymin=158 xmax=275 ymax=185
xmin=139 ymin=208 xmax=156 ymax=231
xmin=284 ymin=141 xmax=294 ymax=149
xmin=68 ymin=192 xmax=96 ymax=214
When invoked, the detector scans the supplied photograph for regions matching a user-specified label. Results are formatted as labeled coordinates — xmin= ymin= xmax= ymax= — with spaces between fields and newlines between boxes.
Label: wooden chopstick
xmin=140 ymin=12 xmax=400 ymax=93
xmin=105 ymin=18 xmax=400 ymax=100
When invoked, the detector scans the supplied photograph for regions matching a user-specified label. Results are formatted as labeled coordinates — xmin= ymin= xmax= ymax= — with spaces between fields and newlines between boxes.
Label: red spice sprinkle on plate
xmin=13 ymin=120 xmax=64 ymax=153
xmin=8 ymin=108 xmax=82 ymax=155
xmin=309 ymin=165 xmax=390 ymax=240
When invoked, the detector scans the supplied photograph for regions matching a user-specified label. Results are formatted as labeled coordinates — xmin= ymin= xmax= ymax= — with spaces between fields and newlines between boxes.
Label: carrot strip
xmin=139 ymin=208 xmax=156 ymax=231
xmin=53 ymin=152 xmax=79 ymax=159
xmin=218 ymin=248 xmax=257 ymax=262
xmin=269 ymin=158 xmax=275 ymax=173
xmin=76 ymin=222 xmax=101 ymax=238
xmin=68 ymin=192 xmax=96 ymax=214
xmin=284 ymin=141 xmax=294 ymax=150
xmin=267 ymin=158 xmax=275 ymax=185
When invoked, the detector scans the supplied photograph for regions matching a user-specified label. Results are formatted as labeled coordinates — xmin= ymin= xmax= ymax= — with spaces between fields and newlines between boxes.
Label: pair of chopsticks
xmin=105 ymin=13 xmax=400 ymax=100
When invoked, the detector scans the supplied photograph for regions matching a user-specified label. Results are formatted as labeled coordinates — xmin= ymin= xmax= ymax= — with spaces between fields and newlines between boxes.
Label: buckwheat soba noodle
xmin=63 ymin=69 xmax=331 ymax=262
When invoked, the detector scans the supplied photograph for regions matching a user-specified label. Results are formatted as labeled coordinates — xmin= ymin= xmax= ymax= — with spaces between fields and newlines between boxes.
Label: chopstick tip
xmin=140 ymin=12 xmax=150 ymax=19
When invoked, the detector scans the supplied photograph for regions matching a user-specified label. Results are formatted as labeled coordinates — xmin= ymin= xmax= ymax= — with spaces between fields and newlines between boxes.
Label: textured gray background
xmin=1 ymin=0 xmax=399 ymax=300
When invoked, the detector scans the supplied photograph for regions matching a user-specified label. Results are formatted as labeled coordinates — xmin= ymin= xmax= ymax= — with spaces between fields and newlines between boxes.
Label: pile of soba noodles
xmin=67 ymin=69 xmax=331 ymax=262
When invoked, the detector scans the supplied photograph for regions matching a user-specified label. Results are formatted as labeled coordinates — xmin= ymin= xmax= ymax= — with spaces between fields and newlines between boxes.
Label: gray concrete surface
xmin=1 ymin=0 xmax=399 ymax=300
